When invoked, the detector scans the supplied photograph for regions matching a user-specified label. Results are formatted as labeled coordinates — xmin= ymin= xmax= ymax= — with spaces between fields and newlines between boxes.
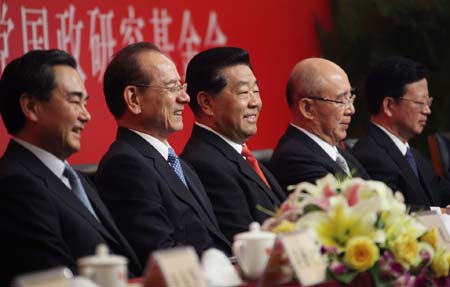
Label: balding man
xmin=270 ymin=58 xmax=369 ymax=191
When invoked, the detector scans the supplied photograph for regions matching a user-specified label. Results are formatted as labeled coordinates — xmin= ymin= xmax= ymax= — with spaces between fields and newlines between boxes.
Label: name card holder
xmin=261 ymin=229 xmax=327 ymax=287
xmin=143 ymin=246 xmax=206 ymax=287
xmin=417 ymin=211 xmax=450 ymax=250
xmin=12 ymin=266 xmax=73 ymax=287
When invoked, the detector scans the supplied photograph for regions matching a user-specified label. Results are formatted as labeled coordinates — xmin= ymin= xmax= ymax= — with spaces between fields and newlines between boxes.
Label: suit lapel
xmin=193 ymin=126 xmax=281 ymax=204
xmin=7 ymin=141 xmax=141 ymax=273
xmin=116 ymin=128 xmax=225 ymax=239
xmin=368 ymin=124 xmax=432 ymax=201
xmin=181 ymin=160 xmax=221 ymax=229
xmin=411 ymin=148 xmax=440 ymax=204
xmin=338 ymin=148 xmax=369 ymax=179
xmin=8 ymin=141 xmax=121 ymax=246
xmin=286 ymin=126 xmax=344 ymax=174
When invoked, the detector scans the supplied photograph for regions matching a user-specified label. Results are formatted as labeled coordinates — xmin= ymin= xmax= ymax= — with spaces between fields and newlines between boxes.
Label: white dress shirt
xmin=13 ymin=138 xmax=72 ymax=188
xmin=290 ymin=123 xmax=340 ymax=161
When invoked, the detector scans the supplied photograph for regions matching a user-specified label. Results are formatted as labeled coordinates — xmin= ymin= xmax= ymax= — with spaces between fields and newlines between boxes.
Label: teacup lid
xmin=233 ymin=222 xmax=276 ymax=241
xmin=77 ymin=244 xmax=128 ymax=266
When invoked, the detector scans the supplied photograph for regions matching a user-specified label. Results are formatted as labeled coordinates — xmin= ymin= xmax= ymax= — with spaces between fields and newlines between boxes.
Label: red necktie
xmin=241 ymin=145 xmax=271 ymax=188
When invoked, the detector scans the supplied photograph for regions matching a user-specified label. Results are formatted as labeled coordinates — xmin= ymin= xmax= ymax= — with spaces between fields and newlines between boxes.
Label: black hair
xmin=103 ymin=42 xmax=161 ymax=118
xmin=185 ymin=46 xmax=252 ymax=115
xmin=365 ymin=56 xmax=428 ymax=115
xmin=0 ymin=49 xmax=77 ymax=134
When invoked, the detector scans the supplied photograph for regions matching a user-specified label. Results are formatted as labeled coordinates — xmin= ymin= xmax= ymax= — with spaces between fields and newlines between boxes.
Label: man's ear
xmin=381 ymin=97 xmax=396 ymax=117
xmin=197 ymin=91 xmax=214 ymax=116
xmin=298 ymin=98 xmax=314 ymax=120
xmin=123 ymin=85 xmax=142 ymax=114
xmin=19 ymin=93 xmax=39 ymax=122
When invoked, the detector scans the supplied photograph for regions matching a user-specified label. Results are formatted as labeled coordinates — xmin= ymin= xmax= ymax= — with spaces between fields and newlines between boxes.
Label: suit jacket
xmin=181 ymin=125 xmax=286 ymax=242
xmin=270 ymin=125 xmax=370 ymax=191
xmin=0 ymin=141 xmax=141 ymax=286
xmin=96 ymin=128 xmax=230 ymax=266
xmin=352 ymin=123 xmax=450 ymax=208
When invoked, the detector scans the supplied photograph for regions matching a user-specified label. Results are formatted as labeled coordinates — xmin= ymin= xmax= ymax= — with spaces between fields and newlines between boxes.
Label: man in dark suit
xmin=0 ymin=50 xmax=141 ymax=286
xmin=270 ymin=58 xmax=369 ymax=192
xmin=97 ymin=42 xmax=230 ymax=266
xmin=181 ymin=47 xmax=286 ymax=242
xmin=352 ymin=56 xmax=450 ymax=209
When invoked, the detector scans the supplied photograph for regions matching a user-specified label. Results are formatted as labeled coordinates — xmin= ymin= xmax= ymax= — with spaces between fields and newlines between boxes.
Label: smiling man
xmin=181 ymin=47 xmax=286 ymax=241
xmin=270 ymin=58 xmax=369 ymax=192
xmin=352 ymin=56 xmax=450 ymax=208
xmin=0 ymin=50 xmax=141 ymax=285
xmin=96 ymin=42 xmax=230 ymax=266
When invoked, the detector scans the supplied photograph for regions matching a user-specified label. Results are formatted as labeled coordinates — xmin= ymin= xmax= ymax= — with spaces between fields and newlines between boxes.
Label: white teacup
xmin=78 ymin=244 xmax=128 ymax=287
xmin=233 ymin=222 xmax=275 ymax=281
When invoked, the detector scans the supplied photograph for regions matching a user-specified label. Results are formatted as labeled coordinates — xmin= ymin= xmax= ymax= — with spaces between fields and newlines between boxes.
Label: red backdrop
xmin=0 ymin=0 xmax=331 ymax=163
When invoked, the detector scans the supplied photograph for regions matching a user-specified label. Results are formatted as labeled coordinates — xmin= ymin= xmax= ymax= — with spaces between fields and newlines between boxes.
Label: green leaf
xmin=255 ymin=204 xmax=276 ymax=217
xmin=327 ymin=268 xmax=359 ymax=284
xmin=303 ymin=204 xmax=323 ymax=213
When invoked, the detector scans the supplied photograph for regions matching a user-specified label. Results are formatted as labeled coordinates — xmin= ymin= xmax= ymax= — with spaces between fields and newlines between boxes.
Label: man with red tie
xmin=181 ymin=47 xmax=286 ymax=242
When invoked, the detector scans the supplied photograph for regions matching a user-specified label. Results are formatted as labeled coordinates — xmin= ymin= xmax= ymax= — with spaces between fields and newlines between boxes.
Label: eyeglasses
xmin=399 ymin=97 xmax=433 ymax=109
xmin=306 ymin=94 xmax=356 ymax=108
xmin=129 ymin=82 xmax=187 ymax=94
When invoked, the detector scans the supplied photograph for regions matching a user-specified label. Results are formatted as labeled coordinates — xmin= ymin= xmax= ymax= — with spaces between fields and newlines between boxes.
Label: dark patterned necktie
xmin=167 ymin=147 xmax=188 ymax=187
xmin=241 ymin=145 xmax=271 ymax=188
xmin=63 ymin=163 xmax=99 ymax=220
xmin=405 ymin=148 xmax=419 ymax=177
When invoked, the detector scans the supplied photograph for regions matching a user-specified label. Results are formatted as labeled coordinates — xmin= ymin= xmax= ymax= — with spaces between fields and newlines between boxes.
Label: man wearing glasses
xmin=96 ymin=42 xmax=230 ymax=266
xmin=270 ymin=58 xmax=369 ymax=192
xmin=352 ymin=56 xmax=450 ymax=209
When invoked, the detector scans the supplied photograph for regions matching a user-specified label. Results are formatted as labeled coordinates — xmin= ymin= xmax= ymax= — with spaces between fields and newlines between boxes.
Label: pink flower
xmin=280 ymin=200 xmax=297 ymax=213
xmin=329 ymin=261 xmax=346 ymax=274
xmin=344 ymin=183 xmax=360 ymax=206
xmin=311 ymin=197 xmax=330 ymax=210
xmin=323 ymin=184 xmax=337 ymax=197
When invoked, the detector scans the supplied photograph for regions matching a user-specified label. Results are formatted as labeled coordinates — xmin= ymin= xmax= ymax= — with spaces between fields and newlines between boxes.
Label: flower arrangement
xmin=267 ymin=174 xmax=450 ymax=287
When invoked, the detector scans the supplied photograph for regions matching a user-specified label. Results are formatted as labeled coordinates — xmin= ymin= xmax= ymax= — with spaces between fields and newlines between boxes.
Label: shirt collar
xmin=195 ymin=122 xmax=243 ymax=154
xmin=13 ymin=137 xmax=67 ymax=181
xmin=129 ymin=129 xmax=171 ymax=160
xmin=372 ymin=122 xmax=409 ymax=156
xmin=290 ymin=123 xmax=338 ymax=161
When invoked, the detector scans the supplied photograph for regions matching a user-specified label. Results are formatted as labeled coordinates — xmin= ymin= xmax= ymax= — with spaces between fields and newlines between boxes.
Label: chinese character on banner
xmin=149 ymin=8 xmax=174 ymax=56
xmin=56 ymin=5 xmax=86 ymax=79
xmin=120 ymin=6 xmax=144 ymax=45
xmin=21 ymin=6 xmax=49 ymax=53
xmin=0 ymin=3 xmax=14 ymax=72
xmin=88 ymin=7 xmax=116 ymax=82
xmin=178 ymin=10 xmax=201 ymax=72
xmin=204 ymin=11 xmax=227 ymax=47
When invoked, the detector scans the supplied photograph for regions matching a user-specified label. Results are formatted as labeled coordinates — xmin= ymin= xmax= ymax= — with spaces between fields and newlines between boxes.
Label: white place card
xmin=417 ymin=211 xmax=450 ymax=250
xmin=13 ymin=267 xmax=73 ymax=287
xmin=143 ymin=246 xmax=206 ymax=287
xmin=279 ymin=229 xmax=327 ymax=286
